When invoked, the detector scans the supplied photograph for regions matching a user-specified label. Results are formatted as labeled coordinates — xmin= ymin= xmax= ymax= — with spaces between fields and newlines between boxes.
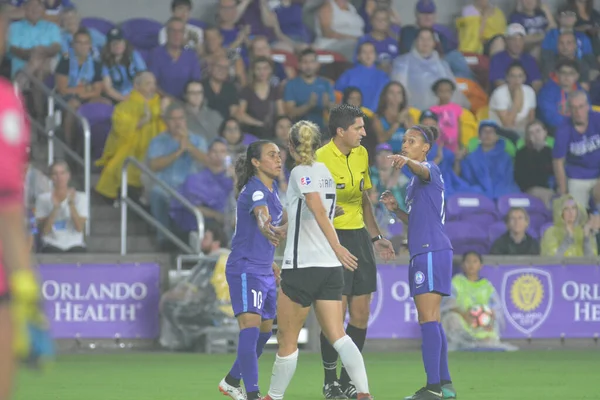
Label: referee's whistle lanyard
xmin=345 ymin=155 xmax=355 ymax=185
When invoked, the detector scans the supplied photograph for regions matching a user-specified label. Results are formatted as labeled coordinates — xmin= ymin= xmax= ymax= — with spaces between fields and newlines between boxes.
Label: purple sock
xmin=236 ymin=327 xmax=260 ymax=393
xmin=420 ymin=321 xmax=442 ymax=386
xmin=229 ymin=331 xmax=272 ymax=380
xmin=438 ymin=322 xmax=451 ymax=383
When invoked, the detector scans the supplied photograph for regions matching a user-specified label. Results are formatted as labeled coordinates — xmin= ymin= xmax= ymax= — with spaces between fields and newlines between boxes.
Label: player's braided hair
xmin=290 ymin=120 xmax=321 ymax=166
xmin=235 ymin=140 xmax=274 ymax=195
xmin=410 ymin=124 xmax=440 ymax=153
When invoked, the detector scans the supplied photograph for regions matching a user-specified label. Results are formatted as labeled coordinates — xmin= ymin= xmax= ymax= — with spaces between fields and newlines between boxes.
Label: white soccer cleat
xmin=219 ymin=378 xmax=247 ymax=400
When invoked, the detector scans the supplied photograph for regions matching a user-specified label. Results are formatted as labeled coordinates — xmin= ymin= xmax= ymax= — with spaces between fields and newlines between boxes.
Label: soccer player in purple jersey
xmin=218 ymin=140 xmax=287 ymax=400
xmin=380 ymin=125 xmax=457 ymax=400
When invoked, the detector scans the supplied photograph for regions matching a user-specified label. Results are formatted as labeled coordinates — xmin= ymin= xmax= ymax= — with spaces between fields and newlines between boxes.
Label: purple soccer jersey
xmin=226 ymin=176 xmax=284 ymax=275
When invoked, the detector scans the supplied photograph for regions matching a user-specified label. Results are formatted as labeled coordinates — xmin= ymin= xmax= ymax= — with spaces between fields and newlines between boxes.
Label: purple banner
xmin=39 ymin=264 xmax=161 ymax=339
xmin=366 ymin=264 xmax=600 ymax=339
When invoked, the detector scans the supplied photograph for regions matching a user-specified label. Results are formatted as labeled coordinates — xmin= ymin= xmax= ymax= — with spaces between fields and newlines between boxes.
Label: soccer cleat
xmin=441 ymin=383 xmax=457 ymax=399
xmin=403 ymin=387 xmax=443 ymax=400
xmin=357 ymin=394 xmax=374 ymax=400
xmin=219 ymin=378 xmax=247 ymax=400
xmin=323 ymin=381 xmax=348 ymax=399
xmin=341 ymin=382 xmax=357 ymax=399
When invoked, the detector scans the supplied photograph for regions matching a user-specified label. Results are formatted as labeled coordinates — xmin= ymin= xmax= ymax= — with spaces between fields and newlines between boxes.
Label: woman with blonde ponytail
xmin=264 ymin=121 xmax=374 ymax=400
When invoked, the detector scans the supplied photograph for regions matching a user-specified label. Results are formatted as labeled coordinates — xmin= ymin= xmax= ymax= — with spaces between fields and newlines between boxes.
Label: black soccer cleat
xmin=341 ymin=382 xmax=357 ymax=399
xmin=323 ymin=381 xmax=348 ymax=399
xmin=403 ymin=387 xmax=443 ymax=400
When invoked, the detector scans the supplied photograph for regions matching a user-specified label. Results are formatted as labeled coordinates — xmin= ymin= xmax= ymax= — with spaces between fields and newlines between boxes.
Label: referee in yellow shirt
xmin=316 ymin=104 xmax=395 ymax=399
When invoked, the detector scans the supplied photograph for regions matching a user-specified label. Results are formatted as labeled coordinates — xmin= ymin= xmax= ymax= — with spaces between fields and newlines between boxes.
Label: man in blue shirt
xmin=146 ymin=102 xmax=208 ymax=246
xmin=542 ymin=9 xmax=596 ymax=69
xmin=283 ymin=48 xmax=334 ymax=136
xmin=60 ymin=6 xmax=106 ymax=60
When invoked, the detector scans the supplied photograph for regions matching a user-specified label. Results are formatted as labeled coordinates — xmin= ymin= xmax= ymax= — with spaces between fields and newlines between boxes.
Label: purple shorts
xmin=409 ymin=250 xmax=453 ymax=297
xmin=227 ymin=272 xmax=277 ymax=320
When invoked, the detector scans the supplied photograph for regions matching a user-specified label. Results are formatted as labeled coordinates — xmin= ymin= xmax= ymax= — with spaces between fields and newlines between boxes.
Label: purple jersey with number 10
xmin=226 ymin=176 xmax=284 ymax=276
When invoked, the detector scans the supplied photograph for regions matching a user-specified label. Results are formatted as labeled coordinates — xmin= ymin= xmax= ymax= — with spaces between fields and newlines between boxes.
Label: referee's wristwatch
xmin=371 ymin=234 xmax=383 ymax=243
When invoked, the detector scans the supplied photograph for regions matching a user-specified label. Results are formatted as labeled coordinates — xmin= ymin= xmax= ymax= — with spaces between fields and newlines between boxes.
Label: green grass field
xmin=13 ymin=350 xmax=599 ymax=400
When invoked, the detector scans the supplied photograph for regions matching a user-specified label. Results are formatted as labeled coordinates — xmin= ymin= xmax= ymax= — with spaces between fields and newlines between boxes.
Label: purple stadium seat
xmin=539 ymin=222 xmax=553 ymax=238
xmin=243 ymin=133 xmax=259 ymax=145
xmin=445 ymin=221 xmax=490 ymax=255
xmin=488 ymin=221 xmax=539 ymax=244
xmin=78 ymin=103 xmax=114 ymax=162
xmin=188 ymin=19 xmax=206 ymax=29
xmin=81 ymin=17 xmax=116 ymax=35
xmin=496 ymin=193 xmax=551 ymax=231
xmin=121 ymin=18 xmax=163 ymax=50
xmin=446 ymin=193 xmax=499 ymax=225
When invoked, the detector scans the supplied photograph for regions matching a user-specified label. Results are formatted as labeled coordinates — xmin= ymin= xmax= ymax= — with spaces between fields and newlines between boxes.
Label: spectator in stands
xmin=509 ymin=0 xmax=556 ymax=58
xmin=183 ymin=80 xmax=223 ymax=144
xmin=399 ymin=0 xmax=473 ymax=80
xmin=147 ymin=102 xmax=208 ymax=245
xmin=489 ymin=62 xmax=537 ymax=138
xmin=538 ymin=59 xmax=586 ymax=131
xmin=269 ymin=0 xmax=311 ymax=52
xmin=490 ymin=207 xmax=540 ymax=255
xmin=355 ymin=7 xmax=399 ymax=73
xmin=541 ymin=8 xmax=595 ymax=65
xmin=552 ymin=91 xmax=600 ymax=209
xmin=235 ymin=0 xmax=277 ymax=44
xmin=24 ymin=157 xmax=51 ymax=212
xmin=335 ymin=42 xmax=389 ymax=112
xmin=101 ymin=28 xmax=147 ymax=103
xmin=430 ymin=78 xmax=463 ymax=153
xmin=158 ymin=0 xmax=203 ymax=56
xmin=9 ymin=0 xmax=61 ymax=119
xmin=202 ymin=26 xmax=246 ymax=87
xmin=370 ymin=143 xmax=407 ymax=213
xmin=60 ymin=6 xmax=106 ymax=59
xmin=541 ymin=194 xmax=599 ymax=256
xmin=273 ymin=115 xmax=292 ymax=144
xmin=515 ymin=120 xmax=554 ymax=207
xmin=55 ymin=27 xmax=106 ymax=147
xmin=541 ymin=31 xmax=597 ymax=87
xmin=171 ymin=139 xmax=234 ymax=233
xmin=248 ymin=35 xmax=295 ymax=85
xmin=149 ymin=17 xmax=201 ymax=99
xmin=360 ymin=0 xmax=401 ymax=36
xmin=460 ymin=0 xmax=507 ymax=57
xmin=392 ymin=28 xmax=468 ymax=111
xmin=489 ymin=23 xmax=543 ymax=91
xmin=237 ymin=56 xmax=284 ymax=139
xmin=313 ymin=0 xmax=365 ymax=61
xmin=219 ymin=117 xmax=246 ymax=160
xmin=283 ymin=48 xmax=334 ymax=133
xmin=457 ymin=120 xmax=520 ymax=200
xmin=217 ymin=0 xmax=249 ymax=55
xmin=568 ymin=0 xmax=600 ymax=56
xmin=7 ymin=0 xmax=73 ymax=24
xmin=441 ymin=252 xmax=518 ymax=351
xmin=372 ymin=81 xmax=413 ymax=153
xmin=202 ymin=55 xmax=239 ymax=120
xmin=35 ymin=160 xmax=88 ymax=253
xmin=341 ymin=87 xmax=378 ymax=160
xmin=95 ymin=72 xmax=166 ymax=202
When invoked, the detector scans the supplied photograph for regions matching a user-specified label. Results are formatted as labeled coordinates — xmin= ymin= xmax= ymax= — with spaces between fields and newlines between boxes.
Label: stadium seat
xmin=314 ymin=50 xmax=351 ymax=82
xmin=460 ymin=52 xmax=490 ymax=91
xmin=271 ymin=49 xmax=298 ymax=71
xmin=476 ymin=105 xmax=489 ymax=121
xmin=467 ymin=137 xmax=516 ymax=157
xmin=446 ymin=193 xmax=499 ymax=225
xmin=121 ymin=18 xmax=163 ymax=50
xmin=456 ymin=77 xmax=488 ymax=115
xmin=445 ymin=221 xmax=490 ymax=255
xmin=539 ymin=221 xmax=553 ymax=238
xmin=81 ymin=17 xmax=116 ymax=35
xmin=459 ymin=108 xmax=479 ymax=148
xmin=496 ymin=193 xmax=551 ymax=232
xmin=78 ymin=103 xmax=114 ymax=162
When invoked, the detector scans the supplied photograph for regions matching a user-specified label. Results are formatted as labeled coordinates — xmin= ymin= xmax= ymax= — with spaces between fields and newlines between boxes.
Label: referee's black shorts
xmin=337 ymin=228 xmax=377 ymax=296
xmin=281 ymin=266 xmax=344 ymax=308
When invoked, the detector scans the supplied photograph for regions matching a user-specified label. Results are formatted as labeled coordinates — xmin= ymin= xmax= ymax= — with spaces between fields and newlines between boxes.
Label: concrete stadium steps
xmin=86 ymin=234 xmax=156 ymax=253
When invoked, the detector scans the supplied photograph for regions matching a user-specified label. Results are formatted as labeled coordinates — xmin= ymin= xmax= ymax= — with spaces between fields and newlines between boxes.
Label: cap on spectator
xmin=506 ymin=23 xmax=526 ymax=37
xmin=478 ymin=120 xmax=499 ymax=134
xmin=416 ymin=0 xmax=436 ymax=14
xmin=419 ymin=110 xmax=438 ymax=123
xmin=107 ymin=28 xmax=124 ymax=42
xmin=376 ymin=143 xmax=393 ymax=153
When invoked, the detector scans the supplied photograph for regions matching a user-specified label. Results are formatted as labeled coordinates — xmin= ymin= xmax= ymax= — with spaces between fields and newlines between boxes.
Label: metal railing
xmin=17 ymin=71 xmax=92 ymax=235
xmin=120 ymin=157 xmax=205 ymax=255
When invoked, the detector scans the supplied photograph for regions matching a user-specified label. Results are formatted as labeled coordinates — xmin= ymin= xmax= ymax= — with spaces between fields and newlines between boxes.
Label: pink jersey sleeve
xmin=0 ymin=78 xmax=29 ymax=209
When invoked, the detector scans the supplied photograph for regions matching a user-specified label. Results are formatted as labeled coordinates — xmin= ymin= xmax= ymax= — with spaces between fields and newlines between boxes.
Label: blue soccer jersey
xmin=226 ymin=177 xmax=284 ymax=275
xmin=405 ymin=162 xmax=453 ymax=258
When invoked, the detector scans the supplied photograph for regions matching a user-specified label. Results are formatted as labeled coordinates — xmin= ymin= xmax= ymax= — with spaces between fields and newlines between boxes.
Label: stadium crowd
xmin=6 ymin=0 xmax=600 ymax=258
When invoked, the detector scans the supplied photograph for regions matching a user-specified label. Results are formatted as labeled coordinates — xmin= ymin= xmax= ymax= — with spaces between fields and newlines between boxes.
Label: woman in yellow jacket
xmin=457 ymin=0 xmax=507 ymax=56
xmin=95 ymin=71 xmax=166 ymax=200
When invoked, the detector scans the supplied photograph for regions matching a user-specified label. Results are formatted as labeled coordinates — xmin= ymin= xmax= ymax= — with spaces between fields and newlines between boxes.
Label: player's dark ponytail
xmin=235 ymin=140 xmax=274 ymax=196
xmin=411 ymin=124 xmax=440 ymax=153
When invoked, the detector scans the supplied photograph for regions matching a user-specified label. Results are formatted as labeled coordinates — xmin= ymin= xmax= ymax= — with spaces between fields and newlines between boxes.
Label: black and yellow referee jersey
xmin=316 ymin=140 xmax=372 ymax=230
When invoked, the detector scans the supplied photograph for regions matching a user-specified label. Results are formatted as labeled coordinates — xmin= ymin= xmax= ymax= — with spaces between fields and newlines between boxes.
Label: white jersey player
xmin=264 ymin=121 xmax=374 ymax=400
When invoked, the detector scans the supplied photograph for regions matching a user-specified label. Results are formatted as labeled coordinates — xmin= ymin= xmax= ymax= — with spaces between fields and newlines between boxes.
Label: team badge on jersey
xmin=300 ymin=176 xmax=311 ymax=186
xmin=414 ymin=271 xmax=425 ymax=285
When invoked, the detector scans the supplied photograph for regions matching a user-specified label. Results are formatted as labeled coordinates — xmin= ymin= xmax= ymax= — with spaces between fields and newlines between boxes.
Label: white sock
xmin=268 ymin=349 xmax=299 ymax=400
xmin=333 ymin=335 xmax=370 ymax=394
